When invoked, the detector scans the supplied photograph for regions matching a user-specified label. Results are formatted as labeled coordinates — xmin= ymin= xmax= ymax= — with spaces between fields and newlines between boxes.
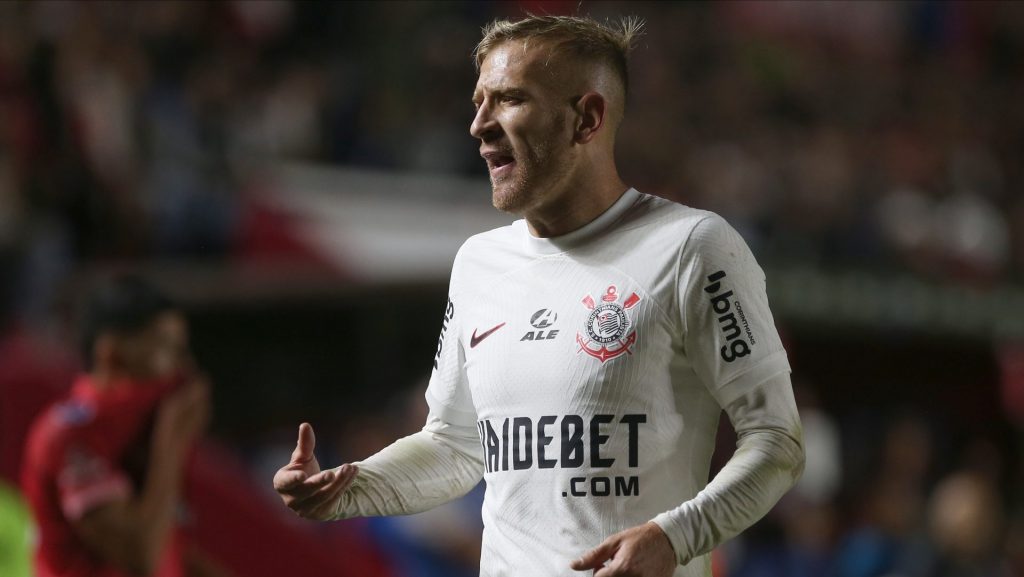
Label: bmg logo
xmin=704 ymin=271 xmax=755 ymax=362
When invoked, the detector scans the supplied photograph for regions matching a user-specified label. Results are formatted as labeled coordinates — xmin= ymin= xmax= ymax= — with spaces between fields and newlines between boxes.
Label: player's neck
xmin=90 ymin=368 xmax=135 ymax=390
xmin=525 ymin=165 xmax=627 ymax=238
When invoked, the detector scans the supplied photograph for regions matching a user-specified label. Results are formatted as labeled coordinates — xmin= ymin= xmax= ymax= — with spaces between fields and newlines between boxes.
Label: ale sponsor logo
xmin=521 ymin=308 xmax=559 ymax=342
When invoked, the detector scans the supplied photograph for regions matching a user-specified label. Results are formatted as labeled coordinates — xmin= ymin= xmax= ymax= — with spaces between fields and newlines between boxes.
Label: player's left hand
xmin=570 ymin=522 xmax=676 ymax=577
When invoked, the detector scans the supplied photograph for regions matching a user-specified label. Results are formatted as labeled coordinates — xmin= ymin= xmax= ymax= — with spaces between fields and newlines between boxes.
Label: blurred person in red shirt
xmin=21 ymin=276 xmax=226 ymax=577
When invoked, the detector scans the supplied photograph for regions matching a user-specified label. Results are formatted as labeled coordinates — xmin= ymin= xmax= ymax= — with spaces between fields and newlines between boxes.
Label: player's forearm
xmin=333 ymin=416 xmax=484 ymax=519
xmin=85 ymin=441 xmax=188 ymax=575
xmin=652 ymin=373 xmax=805 ymax=565
xmin=129 ymin=430 xmax=191 ymax=571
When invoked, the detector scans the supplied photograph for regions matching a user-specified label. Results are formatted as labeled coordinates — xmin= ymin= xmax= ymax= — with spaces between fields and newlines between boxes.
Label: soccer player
xmin=274 ymin=15 xmax=805 ymax=577
xmin=21 ymin=276 xmax=224 ymax=577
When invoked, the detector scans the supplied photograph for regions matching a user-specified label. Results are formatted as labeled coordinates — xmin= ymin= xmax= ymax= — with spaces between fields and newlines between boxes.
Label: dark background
xmin=1 ymin=2 xmax=1023 ymax=576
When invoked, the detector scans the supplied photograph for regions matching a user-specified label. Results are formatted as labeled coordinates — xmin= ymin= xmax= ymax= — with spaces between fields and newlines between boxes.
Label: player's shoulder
xmin=448 ymin=221 xmax=523 ymax=284
xmin=24 ymin=397 xmax=98 ymax=468
xmin=458 ymin=220 xmax=521 ymax=254
xmin=623 ymin=191 xmax=731 ymax=245
xmin=41 ymin=398 xmax=96 ymax=436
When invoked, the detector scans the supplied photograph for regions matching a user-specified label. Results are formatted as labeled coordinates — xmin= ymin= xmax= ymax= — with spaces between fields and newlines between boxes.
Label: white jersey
xmin=426 ymin=188 xmax=791 ymax=577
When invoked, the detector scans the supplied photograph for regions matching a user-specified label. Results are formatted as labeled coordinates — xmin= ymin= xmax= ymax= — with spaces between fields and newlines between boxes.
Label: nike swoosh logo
xmin=470 ymin=322 xmax=506 ymax=348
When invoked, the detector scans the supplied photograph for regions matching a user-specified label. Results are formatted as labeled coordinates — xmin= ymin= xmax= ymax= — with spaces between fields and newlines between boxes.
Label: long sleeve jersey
xmin=335 ymin=188 xmax=804 ymax=577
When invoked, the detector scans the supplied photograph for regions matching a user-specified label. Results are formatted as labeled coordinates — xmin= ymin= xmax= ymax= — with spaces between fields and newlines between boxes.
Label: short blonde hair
xmin=473 ymin=14 xmax=644 ymax=96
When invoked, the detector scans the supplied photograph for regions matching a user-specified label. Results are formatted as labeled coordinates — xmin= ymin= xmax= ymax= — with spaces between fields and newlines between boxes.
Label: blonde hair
xmin=473 ymin=14 xmax=644 ymax=96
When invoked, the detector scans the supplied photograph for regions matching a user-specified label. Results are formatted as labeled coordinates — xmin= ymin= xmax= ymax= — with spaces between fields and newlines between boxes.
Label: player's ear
xmin=573 ymin=92 xmax=606 ymax=144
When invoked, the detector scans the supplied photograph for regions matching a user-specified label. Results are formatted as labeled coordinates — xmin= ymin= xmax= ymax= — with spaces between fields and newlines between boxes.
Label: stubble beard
xmin=491 ymin=140 xmax=566 ymax=215
xmin=491 ymin=161 xmax=532 ymax=214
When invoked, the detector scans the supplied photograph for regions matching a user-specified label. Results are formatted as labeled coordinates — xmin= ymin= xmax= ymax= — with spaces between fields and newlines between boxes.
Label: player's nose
xmin=470 ymin=101 xmax=501 ymax=142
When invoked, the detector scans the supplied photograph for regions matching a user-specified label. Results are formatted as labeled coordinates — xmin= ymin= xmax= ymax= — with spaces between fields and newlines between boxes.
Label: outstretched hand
xmin=570 ymin=522 xmax=676 ymax=577
xmin=272 ymin=423 xmax=359 ymax=520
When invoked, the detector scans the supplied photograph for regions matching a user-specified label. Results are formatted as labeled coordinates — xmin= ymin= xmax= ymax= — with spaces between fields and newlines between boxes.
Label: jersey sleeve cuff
xmin=709 ymin=351 xmax=791 ymax=408
xmin=652 ymin=509 xmax=693 ymax=566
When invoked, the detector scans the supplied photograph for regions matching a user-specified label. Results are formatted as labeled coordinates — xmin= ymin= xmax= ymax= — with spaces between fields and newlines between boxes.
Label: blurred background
xmin=1 ymin=1 xmax=1023 ymax=576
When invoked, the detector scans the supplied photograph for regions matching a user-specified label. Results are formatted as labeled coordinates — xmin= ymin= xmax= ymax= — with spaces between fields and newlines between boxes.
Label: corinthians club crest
xmin=576 ymin=285 xmax=642 ymax=363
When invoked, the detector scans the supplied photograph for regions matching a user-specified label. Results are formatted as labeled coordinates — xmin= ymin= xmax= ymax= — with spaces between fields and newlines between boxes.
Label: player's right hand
xmin=273 ymin=423 xmax=359 ymax=520
xmin=154 ymin=375 xmax=211 ymax=451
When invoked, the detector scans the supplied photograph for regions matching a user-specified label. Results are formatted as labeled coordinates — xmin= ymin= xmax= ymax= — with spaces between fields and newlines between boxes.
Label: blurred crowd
xmin=723 ymin=388 xmax=1024 ymax=577
xmin=629 ymin=1 xmax=1024 ymax=285
xmin=0 ymin=1 xmax=1022 ymax=316
xmin=1 ymin=1 xmax=1024 ymax=577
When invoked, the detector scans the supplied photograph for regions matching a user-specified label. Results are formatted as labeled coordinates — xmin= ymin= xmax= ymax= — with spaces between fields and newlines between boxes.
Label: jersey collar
xmin=521 ymin=188 xmax=640 ymax=255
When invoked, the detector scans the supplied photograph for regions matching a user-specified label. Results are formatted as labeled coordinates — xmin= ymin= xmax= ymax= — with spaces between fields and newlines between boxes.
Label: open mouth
xmin=482 ymin=151 xmax=516 ymax=178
